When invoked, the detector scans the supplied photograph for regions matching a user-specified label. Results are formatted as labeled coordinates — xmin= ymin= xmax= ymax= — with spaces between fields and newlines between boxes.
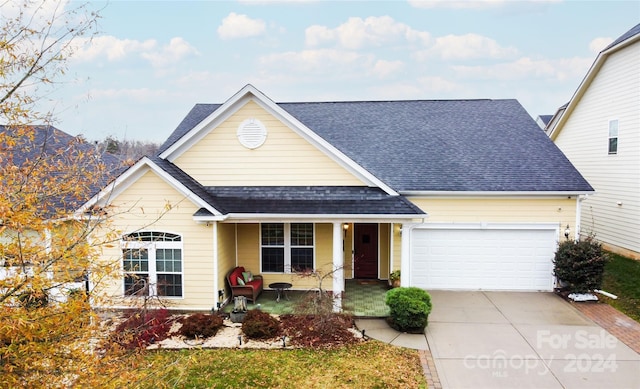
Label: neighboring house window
xmin=608 ymin=119 xmax=618 ymax=154
xmin=122 ymin=231 xmax=183 ymax=297
xmin=261 ymin=223 xmax=314 ymax=273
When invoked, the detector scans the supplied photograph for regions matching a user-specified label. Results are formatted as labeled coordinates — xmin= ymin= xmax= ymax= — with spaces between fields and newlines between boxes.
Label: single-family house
xmin=546 ymin=22 xmax=640 ymax=259
xmin=81 ymin=84 xmax=593 ymax=311
xmin=0 ymin=125 xmax=122 ymax=301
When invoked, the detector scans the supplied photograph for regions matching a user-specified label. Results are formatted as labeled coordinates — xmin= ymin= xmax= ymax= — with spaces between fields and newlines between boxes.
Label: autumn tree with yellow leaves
xmin=0 ymin=1 xmax=146 ymax=387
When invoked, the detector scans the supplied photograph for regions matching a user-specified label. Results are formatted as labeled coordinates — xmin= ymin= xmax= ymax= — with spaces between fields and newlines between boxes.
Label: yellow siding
xmin=379 ymin=224 xmax=390 ymax=279
xmin=343 ymin=224 xmax=353 ymax=279
xmin=236 ymin=224 xmax=260 ymax=275
xmin=391 ymin=223 xmax=402 ymax=273
xmin=94 ymin=170 xmax=215 ymax=310
xmin=217 ymin=223 xmax=237 ymax=303
xmin=233 ymin=223 xmax=336 ymax=290
xmin=173 ymin=101 xmax=365 ymax=186
xmin=409 ymin=197 xmax=577 ymax=236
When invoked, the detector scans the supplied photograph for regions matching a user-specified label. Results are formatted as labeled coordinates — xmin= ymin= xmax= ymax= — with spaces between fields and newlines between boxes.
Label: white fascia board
xmin=227 ymin=213 xmax=427 ymax=223
xmin=76 ymin=157 xmax=222 ymax=217
xmin=412 ymin=222 xmax=560 ymax=231
xmin=193 ymin=214 xmax=227 ymax=223
xmin=215 ymin=213 xmax=426 ymax=223
xmin=158 ymin=84 xmax=398 ymax=195
xmin=401 ymin=191 xmax=595 ymax=198
xmin=549 ymin=33 xmax=640 ymax=141
xmin=159 ymin=86 xmax=257 ymax=160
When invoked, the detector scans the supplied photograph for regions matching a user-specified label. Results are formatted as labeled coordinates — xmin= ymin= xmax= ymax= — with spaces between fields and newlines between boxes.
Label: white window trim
xmin=608 ymin=119 xmax=619 ymax=155
xmin=260 ymin=223 xmax=315 ymax=274
xmin=122 ymin=237 xmax=184 ymax=299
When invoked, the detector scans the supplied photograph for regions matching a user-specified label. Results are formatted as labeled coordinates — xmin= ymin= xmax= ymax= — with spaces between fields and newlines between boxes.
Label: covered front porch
xmin=199 ymin=185 xmax=426 ymax=310
xmin=222 ymin=279 xmax=390 ymax=317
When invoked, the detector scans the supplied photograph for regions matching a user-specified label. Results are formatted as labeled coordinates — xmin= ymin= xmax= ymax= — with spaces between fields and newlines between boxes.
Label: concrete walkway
xmin=355 ymin=291 xmax=640 ymax=389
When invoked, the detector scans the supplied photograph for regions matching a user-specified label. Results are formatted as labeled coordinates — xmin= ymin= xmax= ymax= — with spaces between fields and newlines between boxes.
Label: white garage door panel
xmin=410 ymin=227 xmax=557 ymax=291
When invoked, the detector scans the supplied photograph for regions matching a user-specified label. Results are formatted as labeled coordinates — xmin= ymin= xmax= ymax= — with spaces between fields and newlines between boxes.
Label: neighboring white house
xmin=547 ymin=23 xmax=640 ymax=259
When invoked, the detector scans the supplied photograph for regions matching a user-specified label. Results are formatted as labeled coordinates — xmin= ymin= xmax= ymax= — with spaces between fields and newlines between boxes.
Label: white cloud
xmin=370 ymin=60 xmax=404 ymax=79
xmin=70 ymin=35 xmax=198 ymax=68
xmin=589 ymin=37 xmax=613 ymax=54
xmin=305 ymin=16 xmax=430 ymax=49
xmin=416 ymin=76 xmax=462 ymax=93
xmin=88 ymin=87 xmax=168 ymax=102
xmin=259 ymin=49 xmax=370 ymax=74
xmin=217 ymin=12 xmax=266 ymax=40
xmin=408 ymin=0 xmax=560 ymax=9
xmin=453 ymin=56 xmax=592 ymax=81
xmin=72 ymin=36 xmax=156 ymax=61
xmin=417 ymin=33 xmax=518 ymax=60
xmin=408 ymin=0 xmax=508 ymax=9
xmin=140 ymin=37 xmax=199 ymax=68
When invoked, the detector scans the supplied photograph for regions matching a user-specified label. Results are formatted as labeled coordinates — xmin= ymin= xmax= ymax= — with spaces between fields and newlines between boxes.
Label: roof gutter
xmin=400 ymin=191 xmax=595 ymax=197
xmin=193 ymin=213 xmax=427 ymax=224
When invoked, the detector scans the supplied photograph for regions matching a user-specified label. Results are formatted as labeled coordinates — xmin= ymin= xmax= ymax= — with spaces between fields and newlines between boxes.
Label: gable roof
xmin=158 ymin=85 xmax=397 ymax=194
xmin=548 ymin=22 xmax=640 ymax=139
xmin=0 ymin=125 xmax=124 ymax=217
xmin=158 ymin=87 xmax=593 ymax=194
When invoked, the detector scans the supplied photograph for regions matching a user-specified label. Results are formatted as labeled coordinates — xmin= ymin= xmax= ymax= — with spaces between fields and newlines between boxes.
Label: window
xmin=122 ymin=231 xmax=183 ymax=297
xmin=261 ymin=223 xmax=314 ymax=273
xmin=608 ymin=119 xmax=618 ymax=154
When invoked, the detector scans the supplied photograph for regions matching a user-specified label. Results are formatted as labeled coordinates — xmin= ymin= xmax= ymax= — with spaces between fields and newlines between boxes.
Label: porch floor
xmin=221 ymin=279 xmax=390 ymax=317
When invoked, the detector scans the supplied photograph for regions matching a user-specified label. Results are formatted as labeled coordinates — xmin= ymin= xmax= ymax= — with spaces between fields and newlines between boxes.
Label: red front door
xmin=354 ymin=223 xmax=378 ymax=279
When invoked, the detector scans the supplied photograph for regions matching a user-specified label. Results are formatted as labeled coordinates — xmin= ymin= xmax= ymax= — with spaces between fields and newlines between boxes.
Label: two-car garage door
xmin=409 ymin=224 xmax=559 ymax=291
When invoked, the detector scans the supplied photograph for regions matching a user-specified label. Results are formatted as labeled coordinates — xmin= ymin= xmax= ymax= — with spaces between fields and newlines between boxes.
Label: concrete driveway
xmin=427 ymin=291 xmax=640 ymax=389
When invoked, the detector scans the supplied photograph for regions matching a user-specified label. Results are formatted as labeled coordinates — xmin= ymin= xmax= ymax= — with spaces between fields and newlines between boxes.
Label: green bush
xmin=554 ymin=237 xmax=608 ymax=293
xmin=242 ymin=309 xmax=281 ymax=339
xmin=179 ymin=313 xmax=224 ymax=339
xmin=385 ymin=287 xmax=431 ymax=332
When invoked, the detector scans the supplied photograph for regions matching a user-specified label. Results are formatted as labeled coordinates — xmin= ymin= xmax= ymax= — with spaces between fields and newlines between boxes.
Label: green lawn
xmin=601 ymin=252 xmax=640 ymax=322
xmin=102 ymin=341 xmax=427 ymax=388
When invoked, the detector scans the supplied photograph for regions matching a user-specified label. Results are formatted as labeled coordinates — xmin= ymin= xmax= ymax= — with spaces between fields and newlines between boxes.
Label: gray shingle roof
xmin=158 ymin=99 xmax=593 ymax=193
xmin=602 ymin=22 xmax=640 ymax=52
xmin=204 ymin=186 xmax=425 ymax=215
xmin=1 ymin=125 xmax=124 ymax=215
xmin=158 ymin=104 xmax=221 ymax=154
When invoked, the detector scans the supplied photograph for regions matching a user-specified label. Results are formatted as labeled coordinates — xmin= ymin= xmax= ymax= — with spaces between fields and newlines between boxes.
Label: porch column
xmin=332 ymin=222 xmax=344 ymax=312
xmin=212 ymin=221 xmax=219 ymax=311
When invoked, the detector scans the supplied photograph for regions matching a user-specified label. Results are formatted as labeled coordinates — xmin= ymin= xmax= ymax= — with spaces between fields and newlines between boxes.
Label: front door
xmin=354 ymin=223 xmax=378 ymax=279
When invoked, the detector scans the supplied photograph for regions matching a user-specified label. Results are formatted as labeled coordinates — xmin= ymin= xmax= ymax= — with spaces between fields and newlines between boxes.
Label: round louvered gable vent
xmin=237 ymin=118 xmax=267 ymax=149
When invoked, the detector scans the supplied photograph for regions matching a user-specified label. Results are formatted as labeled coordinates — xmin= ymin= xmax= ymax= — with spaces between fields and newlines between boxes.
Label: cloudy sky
xmin=41 ymin=0 xmax=640 ymax=142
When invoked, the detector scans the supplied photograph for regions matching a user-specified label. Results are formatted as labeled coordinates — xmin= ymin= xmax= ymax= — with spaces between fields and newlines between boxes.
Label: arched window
xmin=122 ymin=231 xmax=183 ymax=297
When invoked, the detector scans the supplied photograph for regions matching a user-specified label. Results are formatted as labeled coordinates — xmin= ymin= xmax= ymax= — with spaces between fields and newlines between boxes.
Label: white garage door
xmin=410 ymin=224 xmax=558 ymax=291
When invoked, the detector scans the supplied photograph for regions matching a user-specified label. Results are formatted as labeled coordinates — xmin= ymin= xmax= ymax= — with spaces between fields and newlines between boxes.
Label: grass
xmin=600 ymin=252 xmax=640 ymax=322
xmin=104 ymin=341 xmax=427 ymax=388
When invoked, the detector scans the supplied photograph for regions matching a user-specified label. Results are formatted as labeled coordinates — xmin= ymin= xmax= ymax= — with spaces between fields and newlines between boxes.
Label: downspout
xmin=576 ymin=194 xmax=588 ymax=241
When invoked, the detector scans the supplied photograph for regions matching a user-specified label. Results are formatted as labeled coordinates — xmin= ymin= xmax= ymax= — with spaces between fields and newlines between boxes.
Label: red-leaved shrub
xmin=111 ymin=309 xmax=173 ymax=349
xmin=242 ymin=310 xmax=281 ymax=339
xmin=179 ymin=313 xmax=224 ymax=339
